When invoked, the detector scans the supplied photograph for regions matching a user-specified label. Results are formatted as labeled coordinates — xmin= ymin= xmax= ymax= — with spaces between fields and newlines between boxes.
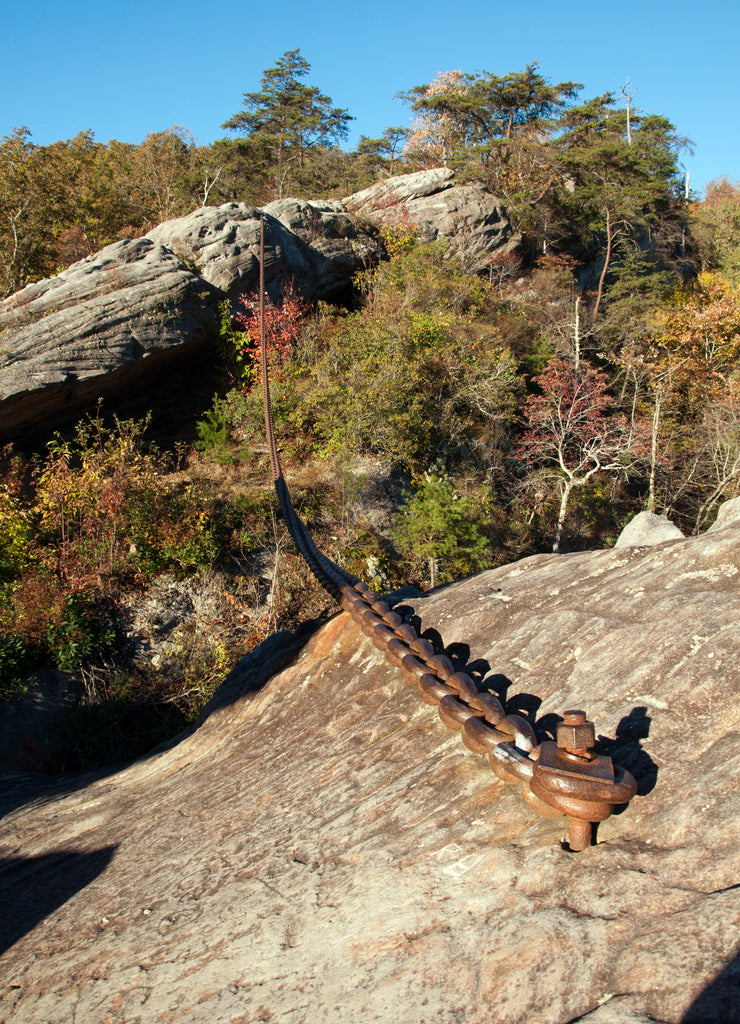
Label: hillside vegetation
xmin=2 ymin=53 xmax=739 ymax=768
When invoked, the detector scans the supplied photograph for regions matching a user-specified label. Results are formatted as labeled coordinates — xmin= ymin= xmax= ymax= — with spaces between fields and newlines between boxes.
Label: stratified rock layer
xmin=0 ymin=170 xmax=512 ymax=438
xmin=1 ymin=517 xmax=738 ymax=1023
xmin=0 ymin=239 xmax=220 ymax=434
xmin=344 ymin=167 xmax=515 ymax=272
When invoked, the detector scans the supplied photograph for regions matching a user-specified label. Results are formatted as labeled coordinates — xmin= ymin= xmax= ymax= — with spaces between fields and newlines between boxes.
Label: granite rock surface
xmin=1 ymin=511 xmax=738 ymax=1023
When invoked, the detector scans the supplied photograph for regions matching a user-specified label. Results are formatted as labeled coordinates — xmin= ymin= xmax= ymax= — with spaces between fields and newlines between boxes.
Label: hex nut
xmin=557 ymin=711 xmax=595 ymax=753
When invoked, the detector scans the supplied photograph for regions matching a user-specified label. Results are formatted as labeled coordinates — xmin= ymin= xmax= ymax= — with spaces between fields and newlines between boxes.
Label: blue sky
xmin=2 ymin=0 xmax=737 ymax=196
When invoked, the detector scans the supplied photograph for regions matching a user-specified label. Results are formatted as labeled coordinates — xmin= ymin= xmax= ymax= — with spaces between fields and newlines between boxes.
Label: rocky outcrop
xmin=707 ymin=495 xmax=740 ymax=533
xmin=0 ymin=238 xmax=221 ymax=436
xmin=0 ymin=171 xmax=512 ymax=440
xmin=1 ymin=509 xmax=738 ymax=1023
xmin=147 ymin=199 xmax=383 ymax=301
xmin=344 ymin=167 xmax=515 ymax=272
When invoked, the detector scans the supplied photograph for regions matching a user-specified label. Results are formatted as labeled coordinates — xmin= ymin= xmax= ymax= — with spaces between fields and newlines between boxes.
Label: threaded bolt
xmin=557 ymin=709 xmax=595 ymax=757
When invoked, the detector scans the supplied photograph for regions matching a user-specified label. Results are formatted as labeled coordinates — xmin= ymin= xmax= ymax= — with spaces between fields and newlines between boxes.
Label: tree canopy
xmin=221 ymin=49 xmax=353 ymax=196
xmin=402 ymin=62 xmax=581 ymax=152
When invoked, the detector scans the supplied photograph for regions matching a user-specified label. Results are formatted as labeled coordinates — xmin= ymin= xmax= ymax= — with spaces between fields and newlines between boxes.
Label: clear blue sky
xmin=2 ymin=0 xmax=736 ymax=197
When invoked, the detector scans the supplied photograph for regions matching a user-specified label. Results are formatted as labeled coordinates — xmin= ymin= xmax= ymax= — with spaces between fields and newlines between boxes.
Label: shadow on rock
xmin=0 ymin=766 xmax=126 ymax=820
xmin=595 ymin=706 xmax=658 ymax=797
xmin=0 ymin=846 xmax=117 ymax=955
xmin=0 ymin=621 xmax=324 ymax=820
xmin=399 ymin=608 xmax=658 ymax=796
xmin=196 ymin=619 xmax=323 ymax=718
xmin=682 ymin=947 xmax=740 ymax=1023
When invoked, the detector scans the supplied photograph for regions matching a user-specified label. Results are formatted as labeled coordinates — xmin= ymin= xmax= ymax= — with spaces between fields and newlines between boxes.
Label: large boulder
xmin=0 ymin=238 xmax=220 ymax=436
xmin=263 ymin=197 xmax=385 ymax=294
xmin=1 ymin=512 xmax=738 ymax=1023
xmin=614 ymin=510 xmax=685 ymax=548
xmin=344 ymin=167 xmax=516 ymax=272
xmin=707 ymin=495 xmax=740 ymax=533
xmin=147 ymin=201 xmax=384 ymax=301
xmin=0 ymin=172 xmax=513 ymax=440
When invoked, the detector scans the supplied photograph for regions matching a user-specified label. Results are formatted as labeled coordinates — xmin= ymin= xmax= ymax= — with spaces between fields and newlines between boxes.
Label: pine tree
xmin=221 ymin=49 xmax=352 ymax=198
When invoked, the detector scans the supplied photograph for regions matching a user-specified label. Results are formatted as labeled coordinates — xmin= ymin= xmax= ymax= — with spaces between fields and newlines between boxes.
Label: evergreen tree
xmin=391 ymin=475 xmax=490 ymax=587
xmin=400 ymin=63 xmax=581 ymax=230
xmin=553 ymin=94 xmax=684 ymax=320
xmin=402 ymin=62 xmax=580 ymax=154
xmin=221 ymin=49 xmax=353 ymax=198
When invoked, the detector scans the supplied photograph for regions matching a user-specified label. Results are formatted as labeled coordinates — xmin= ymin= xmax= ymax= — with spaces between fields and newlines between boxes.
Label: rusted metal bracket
xmin=531 ymin=712 xmax=637 ymax=850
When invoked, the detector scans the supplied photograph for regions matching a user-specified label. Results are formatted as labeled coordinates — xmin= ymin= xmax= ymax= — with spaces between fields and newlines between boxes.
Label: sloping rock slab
xmin=1 ymin=521 xmax=739 ymax=1022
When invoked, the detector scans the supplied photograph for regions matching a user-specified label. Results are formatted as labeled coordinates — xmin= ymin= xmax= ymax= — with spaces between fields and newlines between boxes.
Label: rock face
xmin=614 ymin=510 xmax=685 ymax=548
xmin=0 ymin=238 xmax=220 ymax=436
xmin=344 ymin=167 xmax=515 ymax=272
xmin=0 ymin=171 xmax=512 ymax=440
xmin=707 ymin=495 xmax=740 ymax=533
xmin=147 ymin=199 xmax=383 ymax=301
xmin=2 ymin=512 xmax=739 ymax=1023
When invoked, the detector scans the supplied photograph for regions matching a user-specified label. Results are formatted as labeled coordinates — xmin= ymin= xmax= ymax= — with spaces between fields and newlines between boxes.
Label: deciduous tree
xmin=0 ymin=127 xmax=56 ymax=294
xmin=515 ymin=357 xmax=632 ymax=551
xmin=691 ymin=176 xmax=740 ymax=284
xmin=131 ymin=126 xmax=197 ymax=226
xmin=401 ymin=71 xmax=470 ymax=167
xmin=234 ymin=286 xmax=306 ymax=390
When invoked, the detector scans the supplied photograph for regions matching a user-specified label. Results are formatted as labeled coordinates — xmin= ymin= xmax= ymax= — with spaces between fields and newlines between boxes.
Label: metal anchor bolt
xmin=558 ymin=710 xmax=595 ymax=852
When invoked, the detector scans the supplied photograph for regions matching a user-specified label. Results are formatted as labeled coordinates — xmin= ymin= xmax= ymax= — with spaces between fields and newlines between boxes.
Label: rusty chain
xmin=257 ymin=215 xmax=636 ymax=851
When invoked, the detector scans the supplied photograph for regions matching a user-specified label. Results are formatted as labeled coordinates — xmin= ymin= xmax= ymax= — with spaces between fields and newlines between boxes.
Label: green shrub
xmin=391 ymin=474 xmax=493 ymax=587
xmin=0 ymin=630 xmax=35 ymax=700
xmin=195 ymin=396 xmax=236 ymax=464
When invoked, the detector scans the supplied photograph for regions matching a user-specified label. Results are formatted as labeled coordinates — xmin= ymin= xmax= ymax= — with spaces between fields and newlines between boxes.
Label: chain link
xmin=258 ymin=215 xmax=637 ymax=852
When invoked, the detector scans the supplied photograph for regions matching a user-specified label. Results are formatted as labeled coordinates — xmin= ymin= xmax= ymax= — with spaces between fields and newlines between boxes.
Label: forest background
xmin=2 ymin=48 xmax=740 ymax=770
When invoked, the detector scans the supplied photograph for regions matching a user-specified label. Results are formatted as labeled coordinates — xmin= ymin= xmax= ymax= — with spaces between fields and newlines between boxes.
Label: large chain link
xmin=258 ymin=215 xmax=636 ymax=851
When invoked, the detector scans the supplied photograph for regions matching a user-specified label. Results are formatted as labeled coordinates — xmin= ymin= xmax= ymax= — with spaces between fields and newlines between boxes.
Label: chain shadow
xmin=399 ymin=609 xmax=658 ymax=796
xmin=0 ymin=846 xmax=117 ymax=955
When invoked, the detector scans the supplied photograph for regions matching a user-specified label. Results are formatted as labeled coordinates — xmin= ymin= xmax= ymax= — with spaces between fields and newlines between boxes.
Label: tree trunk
xmin=201 ymin=167 xmax=223 ymax=206
xmin=553 ymin=479 xmax=573 ymax=553
xmin=647 ymin=392 xmax=661 ymax=513
xmin=593 ymin=207 xmax=612 ymax=322
xmin=695 ymin=483 xmax=728 ymax=535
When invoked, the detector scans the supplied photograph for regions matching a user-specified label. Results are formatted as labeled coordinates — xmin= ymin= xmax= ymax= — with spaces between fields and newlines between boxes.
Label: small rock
xmin=706 ymin=496 xmax=740 ymax=533
xmin=614 ymin=511 xmax=685 ymax=548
